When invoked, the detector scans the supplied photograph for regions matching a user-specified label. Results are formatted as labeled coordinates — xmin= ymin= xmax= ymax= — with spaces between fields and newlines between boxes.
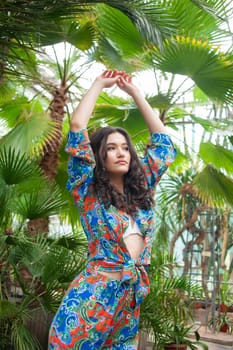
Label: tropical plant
xmin=1 ymin=1 xmax=233 ymax=349
xmin=208 ymin=309 xmax=233 ymax=334
xmin=0 ymin=229 xmax=87 ymax=350
xmin=0 ymin=145 xmax=87 ymax=349
xmin=161 ymin=322 xmax=208 ymax=350
xmin=139 ymin=249 xmax=208 ymax=349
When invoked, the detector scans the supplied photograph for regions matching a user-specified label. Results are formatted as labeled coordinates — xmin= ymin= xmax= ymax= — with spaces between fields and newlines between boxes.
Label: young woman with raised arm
xmin=48 ymin=70 xmax=176 ymax=350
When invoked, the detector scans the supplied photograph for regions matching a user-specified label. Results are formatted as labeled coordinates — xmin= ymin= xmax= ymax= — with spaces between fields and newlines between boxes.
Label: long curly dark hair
xmin=90 ymin=126 xmax=154 ymax=215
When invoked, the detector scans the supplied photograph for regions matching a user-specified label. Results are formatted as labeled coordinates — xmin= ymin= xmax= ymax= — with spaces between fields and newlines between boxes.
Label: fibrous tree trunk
xmin=27 ymin=83 xmax=67 ymax=236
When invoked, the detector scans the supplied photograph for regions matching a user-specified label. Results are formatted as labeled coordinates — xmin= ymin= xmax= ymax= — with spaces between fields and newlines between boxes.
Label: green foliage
xmin=199 ymin=143 xmax=233 ymax=174
xmin=193 ymin=165 xmax=233 ymax=207
xmin=0 ymin=1 xmax=233 ymax=348
xmin=152 ymin=36 xmax=233 ymax=104
xmin=0 ymin=230 xmax=87 ymax=349
xmin=140 ymin=249 xmax=208 ymax=349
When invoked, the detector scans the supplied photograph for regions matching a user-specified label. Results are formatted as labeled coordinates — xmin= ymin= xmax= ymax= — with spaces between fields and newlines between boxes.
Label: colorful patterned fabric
xmin=48 ymin=269 xmax=140 ymax=349
xmin=48 ymin=128 xmax=176 ymax=349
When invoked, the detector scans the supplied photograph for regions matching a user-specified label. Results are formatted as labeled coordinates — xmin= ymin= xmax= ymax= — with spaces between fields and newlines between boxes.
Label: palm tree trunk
xmin=40 ymin=84 xmax=67 ymax=181
xmin=27 ymin=83 xmax=67 ymax=235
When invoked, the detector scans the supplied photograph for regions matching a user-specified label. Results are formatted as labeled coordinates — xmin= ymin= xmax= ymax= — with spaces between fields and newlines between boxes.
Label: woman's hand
xmin=94 ymin=70 xmax=138 ymax=96
xmin=94 ymin=70 xmax=121 ymax=89
xmin=116 ymin=73 xmax=140 ymax=98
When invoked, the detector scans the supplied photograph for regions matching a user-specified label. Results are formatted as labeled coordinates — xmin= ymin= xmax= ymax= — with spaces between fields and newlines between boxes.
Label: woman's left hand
xmin=116 ymin=72 xmax=139 ymax=97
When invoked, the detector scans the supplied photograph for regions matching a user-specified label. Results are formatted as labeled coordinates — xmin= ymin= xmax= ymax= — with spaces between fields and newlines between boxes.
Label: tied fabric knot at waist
xmin=88 ymin=259 xmax=150 ymax=307
xmin=121 ymin=259 xmax=150 ymax=307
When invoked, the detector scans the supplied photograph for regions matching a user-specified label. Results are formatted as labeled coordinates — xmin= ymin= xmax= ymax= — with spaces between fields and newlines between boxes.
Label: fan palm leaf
xmin=199 ymin=142 xmax=233 ymax=174
xmin=0 ymin=113 xmax=59 ymax=158
xmin=10 ymin=185 xmax=67 ymax=220
xmin=0 ymin=228 xmax=87 ymax=348
xmin=36 ymin=19 xmax=97 ymax=50
xmin=0 ymin=301 xmax=41 ymax=350
xmin=0 ymin=146 xmax=42 ymax=187
xmin=151 ymin=35 xmax=233 ymax=104
xmin=193 ymin=164 xmax=233 ymax=207
xmin=0 ymin=0 xmax=177 ymax=78
xmin=172 ymin=0 xmax=232 ymax=38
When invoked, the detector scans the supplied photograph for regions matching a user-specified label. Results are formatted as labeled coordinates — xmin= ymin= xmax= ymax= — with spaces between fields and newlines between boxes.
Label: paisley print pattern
xmin=48 ymin=128 xmax=176 ymax=349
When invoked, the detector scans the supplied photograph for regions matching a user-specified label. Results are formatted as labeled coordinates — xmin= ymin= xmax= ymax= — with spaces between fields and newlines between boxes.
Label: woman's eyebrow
xmin=106 ymin=142 xmax=128 ymax=146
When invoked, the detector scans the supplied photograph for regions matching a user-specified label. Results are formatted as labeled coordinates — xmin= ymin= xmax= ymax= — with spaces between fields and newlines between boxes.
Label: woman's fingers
xmin=102 ymin=70 xmax=132 ymax=81
xmin=102 ymin=70 xmax=115 ymax=78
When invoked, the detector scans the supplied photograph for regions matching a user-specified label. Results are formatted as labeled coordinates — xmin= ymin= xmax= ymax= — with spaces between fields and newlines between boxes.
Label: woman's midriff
xmin=94 ymin=233 xmax=144 ymax=281
xmin=124 ymin=233 xmax=144 ymax=260
xmin=98 ymin=270 xmax=123 ymax=280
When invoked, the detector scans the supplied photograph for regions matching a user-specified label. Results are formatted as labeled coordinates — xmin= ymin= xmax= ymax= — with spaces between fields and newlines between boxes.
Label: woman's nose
xmin=117 ymin=148 xmax=125 ymax=157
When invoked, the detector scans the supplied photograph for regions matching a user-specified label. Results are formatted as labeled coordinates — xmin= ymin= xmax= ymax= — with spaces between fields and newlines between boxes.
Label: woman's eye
xmin=123 ymin=146 xmax=129 ymax=151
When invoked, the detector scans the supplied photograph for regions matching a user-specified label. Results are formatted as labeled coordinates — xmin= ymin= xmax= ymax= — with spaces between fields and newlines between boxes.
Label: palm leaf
xmin=174 ymin=0 xmax=223 ymax=32
xmin=95 ymin=36 xmax=144 ymax=72
xmin=11 ymin=321 xmax=41 ymax=350
xmin=0 ymin=298 xmax=41 ymax=350
xmin=190 ymin=0 xmax=231 ymax=21
xmin=96 ymin=5 xmax=145 ymax=58
xmin=152 ymin=36 xmax=233 ymax=104
xmin=37 ymin=19 xmax=97 ymax=50
xmin=199 ymin=142 xmax=233 ymax=174
xmin=193 ymin=164 xmax=233 ymax=207
xmin=0 ymin=0 xmax=176 ymax=71
xmin=0 ymin=112 xmax=59 ymax=158
xmin=0 ymin=96 xmax=38 ymax=128
xmin=190 ymin=114 xmax=233 ymax=134
xmin=0 ymin=147 xmax=42 ymax=186
xmin=10 ymin=185 xmax=67 ymax=219
xmin=0 ymin=300 xmax=19 ymax=320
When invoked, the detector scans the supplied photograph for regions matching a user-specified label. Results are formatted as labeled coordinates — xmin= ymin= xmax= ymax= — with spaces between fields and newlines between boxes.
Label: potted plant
xmin=139 ymin=250 xmax=208 ymax=349
xmin=208 ymin=311 xmax=233 ymax=334
xmin=208 ymin=278 xmax=233 ymax=334
xmin=161 ymin=322 xmax=208 ymax=350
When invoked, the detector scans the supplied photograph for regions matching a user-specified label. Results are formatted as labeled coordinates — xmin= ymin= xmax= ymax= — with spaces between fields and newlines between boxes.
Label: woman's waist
xmin=87 ymin=259 xmax=149 ymax=281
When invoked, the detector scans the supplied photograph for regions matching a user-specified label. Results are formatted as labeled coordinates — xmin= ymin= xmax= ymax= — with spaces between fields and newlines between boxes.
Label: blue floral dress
xmin=48 ymin=128 xmax=176 ymax=349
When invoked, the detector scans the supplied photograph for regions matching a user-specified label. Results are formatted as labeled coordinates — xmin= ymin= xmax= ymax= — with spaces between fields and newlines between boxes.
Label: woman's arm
xmin=70 ymin=70 xmax=120 ymax=132
xmin=117 ymin=74 xmax=167 ymax=134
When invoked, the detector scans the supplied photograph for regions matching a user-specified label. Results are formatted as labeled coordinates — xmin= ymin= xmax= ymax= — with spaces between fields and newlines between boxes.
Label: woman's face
xmin=104 ymin=132 xmax=131 ymax=177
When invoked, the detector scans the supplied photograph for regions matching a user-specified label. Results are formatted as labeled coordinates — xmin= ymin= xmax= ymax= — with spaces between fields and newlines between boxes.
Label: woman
xmin=48 ymin=70 xmax=176 ymax=349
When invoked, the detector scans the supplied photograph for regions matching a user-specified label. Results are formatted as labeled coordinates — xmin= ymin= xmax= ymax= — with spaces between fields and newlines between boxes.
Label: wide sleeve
xmin=142 ymin=133 xmax=176 ymax=189
xmin=65 ymin=128 xmax=96 ymax=204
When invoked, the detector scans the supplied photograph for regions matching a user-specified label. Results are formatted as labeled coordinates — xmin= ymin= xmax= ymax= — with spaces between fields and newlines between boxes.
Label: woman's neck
xmin=110 ymin=177 xmax=124 ymax=194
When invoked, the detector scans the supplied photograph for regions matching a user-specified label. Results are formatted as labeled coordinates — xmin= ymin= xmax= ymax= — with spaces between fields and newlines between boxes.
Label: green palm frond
xmin=190 ymin=0 xmax=231 ymax=21
xmin=199 ymin=142 xmax=233 ymax=174
xmin=11 ymin=320 xmax=41 ymax=350
xmin=0 ymin=299 xmax=41 ymax=350
xmin=96 ymin=5 xmax=145 ymax=65
xmin=0 ymin=113 xmax=59 ymax=158
xmin=99 ymin=1 xmax=177 ymax=46
xmin=193 ymin=164 xmax=233 ymax=207
xmin=152 ymin=35 xmax=233 ymax=104
xmin=4 ymin=45 xmax=40 ymax=81
xmin=95 ymin=2 xmax=178 ymax=69
xmin=0 ymin=96 xmax=38 ymax=128
xmin=96 ymin=36 xmax=144 ymax=72
xmin=0 ymin=146 xmax=42 ymax=186
xmin=190 ymin=114 xmax=233 ymax=134
xmin=38 ymin=19 xmax=97 ymax=50
xmin=7 ymin=233 xmax=87 ymax=283
xmin=0 ymin=0 xmax=176 ymax=72
xmin=173 ymin=0 xmax=232 ymax=44
xmin=92 ymin=93 xmax=149 ymax=139
xmin=10 ymin=185 xmax=67 ymax=219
